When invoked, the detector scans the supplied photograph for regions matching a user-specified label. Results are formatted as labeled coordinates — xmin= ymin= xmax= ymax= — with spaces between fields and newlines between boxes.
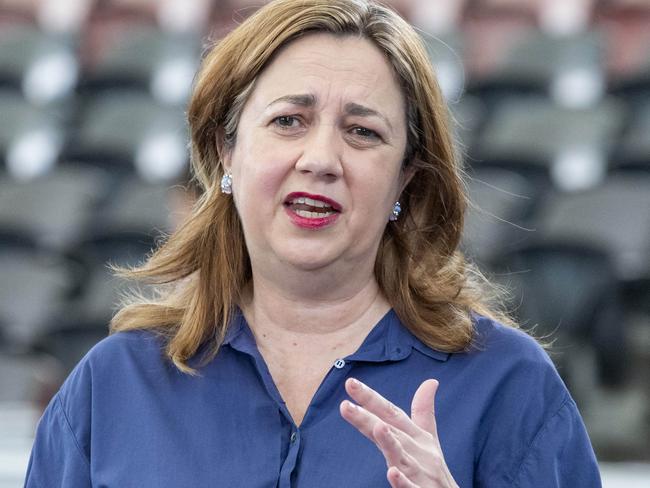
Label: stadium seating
xmin=472 ymin=95 xmax=626 ymax=191
xmin=462 ymin=167 xmax=539 ymax=266
xmin=0 ymin=166 xmax=110 ymax=249
xmin=493 ymin=242 xmax=627 ymax=388
xmin=534 ymin=174 xmax=650 ymax=281
xmin=0 ymin=0 xmax=649 ymax=463
xmin=63 ymin=90 xmax=188 ymax=181
xmin=615 ymin=99 xmax=650 ymax=171
xmin=0 ymin=247 xmax=79 ymax=345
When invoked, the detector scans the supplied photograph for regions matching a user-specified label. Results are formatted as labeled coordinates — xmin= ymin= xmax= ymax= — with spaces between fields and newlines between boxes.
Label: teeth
xmin=304 ymin=197 xmax=329 ymax=208
xmin=290 ymin=196 xmax=332 ymax=209
xmin=295 ymin=209 xmax=334 ymax=218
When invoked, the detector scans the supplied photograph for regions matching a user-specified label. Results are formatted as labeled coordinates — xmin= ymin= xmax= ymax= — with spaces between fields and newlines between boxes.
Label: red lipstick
xmin=284 ymin=192 xmax=342 ymax=229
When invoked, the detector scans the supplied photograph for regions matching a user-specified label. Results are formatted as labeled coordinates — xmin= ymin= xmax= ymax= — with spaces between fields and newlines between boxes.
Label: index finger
xmin=410 ymin=379 xmax=439 ymax=435
xmin=345 ymin=378 xmax=421 ymax=438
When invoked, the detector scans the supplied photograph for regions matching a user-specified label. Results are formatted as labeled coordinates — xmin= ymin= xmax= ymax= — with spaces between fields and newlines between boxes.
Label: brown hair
xmin=111 ymin=0 xmax=513 ymax=372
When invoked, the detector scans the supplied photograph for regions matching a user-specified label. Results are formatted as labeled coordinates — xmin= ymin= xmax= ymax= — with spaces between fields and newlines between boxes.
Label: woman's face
xmin=224 ymin=33 xmax=410 ymax=275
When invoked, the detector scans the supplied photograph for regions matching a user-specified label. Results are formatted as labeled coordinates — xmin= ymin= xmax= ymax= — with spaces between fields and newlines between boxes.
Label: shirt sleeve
xmin=470 ymin=318 xmax=602 ymax=487
xmin=512 ymin=396 xmax=602 ymax=488
xmin=24 ymin=394 xmax=92 ymax=488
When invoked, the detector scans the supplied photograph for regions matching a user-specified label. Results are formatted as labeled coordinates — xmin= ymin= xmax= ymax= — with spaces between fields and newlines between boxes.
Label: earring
xmin=389 ymin=201 xmax=401 ymax=221
xmin=220 ymin=172 xmax=232 ymax=194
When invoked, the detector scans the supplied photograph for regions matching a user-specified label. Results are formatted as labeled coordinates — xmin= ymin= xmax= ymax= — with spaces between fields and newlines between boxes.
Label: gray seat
xmin=468 ymin=30 xmax=606 ymax=108
xmin=66 ymin=231 xmax=158 ymax=325
xmin=534 ymin=174 xmax=650 ymax=281
xmin=34 ymin=325 xmax=109 ymax=375
xmin=65 ymin=90 xmax=188 ymax=181
xmin=80 ymin=24 xmax=199 ymax=105
xmin=95 ymin=177 xmax=174 ymax=235
xmin=494 ymin=242 xmax=627 ymax=388
xmin=0 ymin=350 xmax=64 ymax=404
xmin=0 ymin=166 xmax=110 ymax=250
xmin=615 ymin=99 xmax=650 ymax=171
xmin=29 ymin=230 xmax=156 ymax=370
xmin=0 ymin=248 xmax=78 ymax=345
xmin=0 ymin=24 xmax=78 ymax=103
xmin=474 ymin=95 xmax=626 ymax=190
xmin=462 ymin=167 xmax=538 ymax=266
xmin=0 ymin=90 xmax=67 ymax=179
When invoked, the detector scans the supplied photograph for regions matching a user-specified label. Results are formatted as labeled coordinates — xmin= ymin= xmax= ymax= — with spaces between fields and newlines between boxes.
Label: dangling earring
xmin=220 ymin=172 xmax=232 ymax=194
xmin=389 ymin=201 xmax=401 ymax=221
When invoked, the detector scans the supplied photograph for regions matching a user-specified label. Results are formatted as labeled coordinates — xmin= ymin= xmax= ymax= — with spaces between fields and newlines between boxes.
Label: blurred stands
xmin=0 ymin=0 xmax=649 ymax=481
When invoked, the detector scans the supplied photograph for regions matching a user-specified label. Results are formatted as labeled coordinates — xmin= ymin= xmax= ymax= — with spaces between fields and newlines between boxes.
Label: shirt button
xmin=290 ymin=432 xmax=297 ymax=443
xmin=334 ymin=359 xmax=345 ymax=369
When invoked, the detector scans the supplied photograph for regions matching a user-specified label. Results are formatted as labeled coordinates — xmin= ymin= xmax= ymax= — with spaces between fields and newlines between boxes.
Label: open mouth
xmin=284 ymin=193 xmax=342 ymax=219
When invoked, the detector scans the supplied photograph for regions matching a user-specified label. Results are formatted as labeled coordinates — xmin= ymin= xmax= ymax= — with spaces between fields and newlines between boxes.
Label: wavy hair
xmin=111 ymin=0 xmax=513 ymax=372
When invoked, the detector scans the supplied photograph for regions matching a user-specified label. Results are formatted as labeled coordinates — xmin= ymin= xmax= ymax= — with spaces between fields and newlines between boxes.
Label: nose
xmin=294 ymin=124 xmax=343 ymax=179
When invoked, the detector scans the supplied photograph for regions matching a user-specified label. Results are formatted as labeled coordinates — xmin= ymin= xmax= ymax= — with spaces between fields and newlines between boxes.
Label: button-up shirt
xmin=25 ymin=310 xmax=602 ymax=487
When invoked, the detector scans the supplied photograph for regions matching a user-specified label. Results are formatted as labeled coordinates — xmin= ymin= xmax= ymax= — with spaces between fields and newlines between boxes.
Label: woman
xmin=25 ymin=0 xmax=601 ymax=486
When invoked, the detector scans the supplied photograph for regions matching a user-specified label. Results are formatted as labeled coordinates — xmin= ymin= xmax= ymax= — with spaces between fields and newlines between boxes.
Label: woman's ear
xmin=399 ymin=163 xmax=417 ymax=194
xmin=222 ymin=149 xmax=232 ymax=173
xmin=216 ymin=129 xmax=232 ymax=172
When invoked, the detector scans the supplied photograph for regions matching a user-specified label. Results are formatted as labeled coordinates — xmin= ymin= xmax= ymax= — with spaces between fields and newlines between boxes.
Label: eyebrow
xmin=266 ymin=94 xmax=316 ymax=108
xmin=266 ymin=94 xmax=394 ymax=132
xmin=344 ymin=102 xmax=393 ymax=133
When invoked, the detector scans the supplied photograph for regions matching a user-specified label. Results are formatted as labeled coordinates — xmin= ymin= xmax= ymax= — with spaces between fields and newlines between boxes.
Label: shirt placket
xmin=277 ymin=356 xmax=352 ymax=488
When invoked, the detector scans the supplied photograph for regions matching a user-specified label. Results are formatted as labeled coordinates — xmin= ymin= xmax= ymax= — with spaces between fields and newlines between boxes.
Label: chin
xmin=280 ymin=252 xmax=337 ymax=272
xmin=274 ymin=242 xmax=341 ymax=271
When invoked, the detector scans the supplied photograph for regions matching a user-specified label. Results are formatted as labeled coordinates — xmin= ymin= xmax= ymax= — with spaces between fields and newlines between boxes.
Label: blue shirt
xmin=25 ymin=310 xmax=601 ymax=487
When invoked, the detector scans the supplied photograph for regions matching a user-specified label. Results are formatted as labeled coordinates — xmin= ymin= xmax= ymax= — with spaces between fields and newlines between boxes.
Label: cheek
xmin=240 ymin=162 xmax=283 ymax=195
xmin=349 ymin=166 xmax=401 ymax=216
xmin=233 ymin=140 xmax=295 ymax=211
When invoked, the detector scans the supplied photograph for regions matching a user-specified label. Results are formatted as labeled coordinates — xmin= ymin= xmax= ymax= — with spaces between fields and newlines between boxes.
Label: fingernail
xmin=345 ymin=400 xmax=358 ymax=411
xmin=349 ymin=378 xmax=361 ymax=389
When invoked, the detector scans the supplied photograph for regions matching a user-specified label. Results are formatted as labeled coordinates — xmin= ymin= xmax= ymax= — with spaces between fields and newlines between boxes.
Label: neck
xmin=241 ymin=264 xmax=391 ymax=350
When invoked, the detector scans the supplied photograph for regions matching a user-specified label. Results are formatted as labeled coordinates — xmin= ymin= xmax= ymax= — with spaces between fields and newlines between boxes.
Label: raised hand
xmin=340 ymin=378 xmax=459 ymax=488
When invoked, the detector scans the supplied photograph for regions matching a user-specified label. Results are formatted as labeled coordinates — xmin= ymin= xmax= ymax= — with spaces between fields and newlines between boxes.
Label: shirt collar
xmin=222 ymin=308 xmax=450 ymax=363
xmin=346 ymin=309 xmax=450 ymax=363
xmin=222 ymin=309 xmax=256 ymax=354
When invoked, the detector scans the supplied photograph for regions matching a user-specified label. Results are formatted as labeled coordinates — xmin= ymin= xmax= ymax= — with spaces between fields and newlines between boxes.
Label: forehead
xmin=248 ymin=33 xmax=405 ymax=115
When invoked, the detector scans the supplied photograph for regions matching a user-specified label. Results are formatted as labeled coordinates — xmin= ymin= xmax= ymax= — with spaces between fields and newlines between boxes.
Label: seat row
xmin=3 ymin=87 xmax=650 ymax=184
xmin=2 ymin=3 xmax=650 ymax=105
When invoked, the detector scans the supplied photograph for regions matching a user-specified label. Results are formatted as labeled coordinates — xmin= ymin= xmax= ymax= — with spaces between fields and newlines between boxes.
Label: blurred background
xmin=0 ymin=0 xmax=649 ymax=486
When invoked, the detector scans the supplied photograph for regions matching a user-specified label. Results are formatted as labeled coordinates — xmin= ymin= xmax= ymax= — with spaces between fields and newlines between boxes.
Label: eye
xmin=272 ymin=115 xmax=301 ymax=129
xmin=350 ymin=126 xmax=381 ymax=140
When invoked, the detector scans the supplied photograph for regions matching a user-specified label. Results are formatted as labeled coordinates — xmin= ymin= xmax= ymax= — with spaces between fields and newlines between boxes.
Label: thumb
xmin=411 ymin=379 xmax=439 ymax=435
